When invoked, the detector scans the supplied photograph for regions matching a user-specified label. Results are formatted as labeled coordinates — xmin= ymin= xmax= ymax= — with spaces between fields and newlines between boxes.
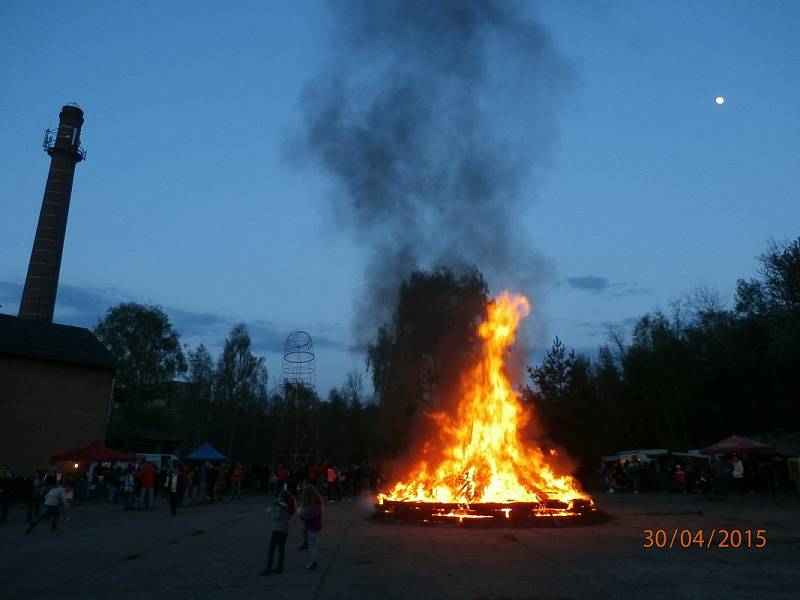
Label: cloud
xmin=0 ymin=281 xmax=21 ymax=312
xmin=245 ymin=320 xmax=345 ymax=355
xmin=572 ymin=317 xmax=640 ymax=341
xmin=564 ymin=275 xmax=609 ymax=292
xmin=608 ymin=285 xmax=653 ymax=298
xmin=0 ymin=279 xmax=346 ymax=356
xmin=564 ymin=275 xmax=652 ymax=297
xmin=0 ymin=280 xmax=130 ymax=328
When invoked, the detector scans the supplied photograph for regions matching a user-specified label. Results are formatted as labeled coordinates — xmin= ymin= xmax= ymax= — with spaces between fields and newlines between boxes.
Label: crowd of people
xmin=600 ymin=454 xmax=795 ymax=495
xmin=266 ymin=461 xmax=379 ymax=502
xmin=0 ymin=465 xmax=75 ymax=532
xmin=1 ymin=458 xmax=377 ymax=574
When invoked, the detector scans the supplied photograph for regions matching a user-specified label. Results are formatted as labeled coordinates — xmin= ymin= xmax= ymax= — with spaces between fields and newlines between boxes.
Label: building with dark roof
xmin=0 ymin=314 xmax=116 ymax=473
xmin=0 ymin=105 xmax=118 ymax=474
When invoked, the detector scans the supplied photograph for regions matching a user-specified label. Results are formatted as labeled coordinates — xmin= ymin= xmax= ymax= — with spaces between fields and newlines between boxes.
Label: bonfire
xmin=376 ymin=292 xmax=594 ymax=522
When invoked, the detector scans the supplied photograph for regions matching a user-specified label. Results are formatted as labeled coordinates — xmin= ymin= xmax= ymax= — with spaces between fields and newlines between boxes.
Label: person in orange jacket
xmin=230 ymin=463 xmax=245 ymax=501
xmin=139 ymin=462 xmax=157 ymax=511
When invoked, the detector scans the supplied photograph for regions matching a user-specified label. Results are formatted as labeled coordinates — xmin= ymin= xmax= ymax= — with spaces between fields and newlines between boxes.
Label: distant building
xmin=0 ymin=314 xmax=116 ymax=473
xmin=119 ymin=381 xmax=186 ymax=456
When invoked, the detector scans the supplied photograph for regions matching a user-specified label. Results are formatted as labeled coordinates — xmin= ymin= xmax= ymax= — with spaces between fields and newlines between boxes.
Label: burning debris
xmin=376 ymin=292 xmax=595 ymax=524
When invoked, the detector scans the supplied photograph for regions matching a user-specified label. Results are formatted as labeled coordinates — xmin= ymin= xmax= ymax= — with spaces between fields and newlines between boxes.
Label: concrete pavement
xmin=1 ymin=491 xmax=798 ymax=599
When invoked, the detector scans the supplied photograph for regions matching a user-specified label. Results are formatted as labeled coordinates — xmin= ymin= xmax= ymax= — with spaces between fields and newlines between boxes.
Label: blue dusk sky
xmin=1 ymin=1 xmax=798 ymax=394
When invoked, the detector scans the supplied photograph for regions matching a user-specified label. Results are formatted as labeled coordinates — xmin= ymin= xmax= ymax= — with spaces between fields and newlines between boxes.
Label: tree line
xmin=526 ymin=238 xmax=800 ymax=465
xmin=95 ymin=308 xmax=377 ymax=465
xmin=96 ymin=237 xmax=799 ymax=468
xmin=364 ymin=238 xmax=799 ymax=467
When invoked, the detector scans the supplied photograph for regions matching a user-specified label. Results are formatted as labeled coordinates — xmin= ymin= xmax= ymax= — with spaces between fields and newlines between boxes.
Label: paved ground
xmin=1 ymin=491 xmax=798 ymax=599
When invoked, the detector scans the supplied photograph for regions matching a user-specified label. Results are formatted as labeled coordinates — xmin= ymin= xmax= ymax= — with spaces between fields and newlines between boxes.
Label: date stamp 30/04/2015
xmin=642 ymin=529 xmax=767 ymax=549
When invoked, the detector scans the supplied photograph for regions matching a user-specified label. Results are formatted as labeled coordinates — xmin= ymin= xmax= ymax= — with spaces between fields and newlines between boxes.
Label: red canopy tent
xmin=51 ymin=441 xmax=138 ymax=462
xmin=700 ymin=435 xmax=776 ymax=455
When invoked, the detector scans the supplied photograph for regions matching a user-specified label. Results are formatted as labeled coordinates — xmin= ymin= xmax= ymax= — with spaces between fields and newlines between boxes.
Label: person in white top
xmin=732 ymin=456 xmax=745 ymax=494
xmin=165 ymin=467 xmax=181 ymax=517
xmin=25 ymin=482 xmax=68 ymax=534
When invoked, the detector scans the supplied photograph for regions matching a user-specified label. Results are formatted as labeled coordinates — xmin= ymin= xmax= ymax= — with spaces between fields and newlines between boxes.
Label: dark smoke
xmin=297 ymin=0 xmax=575 ymax=344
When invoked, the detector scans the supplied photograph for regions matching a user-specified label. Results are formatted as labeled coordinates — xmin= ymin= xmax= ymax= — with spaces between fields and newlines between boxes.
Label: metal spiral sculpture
xmin=281 ymin=331 xmax=316 ymax=461
xmin=280 ymin=331 xmax=316 ymax=389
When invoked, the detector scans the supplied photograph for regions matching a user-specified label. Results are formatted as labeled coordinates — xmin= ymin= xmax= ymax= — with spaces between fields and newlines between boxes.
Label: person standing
xmin=178 ymin=463 xmax=188 ymax=507
xmin=198 ymin=463 xmax=208 ymax=504
xmin=164 ymin=467 xmax=181 ymax=516
xmin=206 ymin=462 xmax=217 ymax=504
xmin=732 ymin=455 xmax=745 ymax=495
xmin=326 ymin=466 xmax=336 ymax=503
xmin=27 ymin=471 xmax=44 ymax=523
xmin=60 ymin=481 xmax=74 ymax=525
xmin=276 ymin=465 xmax=288 ymax=498
xmin=335 ymin=468 xmax=344 ymax=501
xmin=183 ymin=468 xmax=195 ymax=506
xmin=262 ymin=490 xmax=296 ymax=575
xmin=216 ymin=462 xmax=228 ymax=502
xmin=298 ymin=484 xmax=323 ymax=571
xmin=122 ymin=467 xmax=135 ymax=510
xmin=230 ymin=463 xmax=244 ymax=501
xmin=109 ymin=464 xmax=122 ymax=503
xmin=25 ymin=479 xmax=67 ymax=533
xmin=675 ymin=464 xmax=687 ymax=494
xmin=627 ymin=456 xmax=642 ymax=494
xmin=0 ymin=466 xmax=13 ymax=525
xmin=139 ymin=462 xmax=157 ymax=511
xmin=190 ymin=467 xmax=201 ymax=506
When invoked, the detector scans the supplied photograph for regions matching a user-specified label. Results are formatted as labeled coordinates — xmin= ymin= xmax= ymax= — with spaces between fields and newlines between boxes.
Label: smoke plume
xmin=298 ymin=0 xmax=575 ymax=343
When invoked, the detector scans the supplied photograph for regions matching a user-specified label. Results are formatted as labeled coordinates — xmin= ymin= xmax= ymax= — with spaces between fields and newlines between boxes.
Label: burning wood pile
xmin=376 ymin=292 xmax=596 ymax=524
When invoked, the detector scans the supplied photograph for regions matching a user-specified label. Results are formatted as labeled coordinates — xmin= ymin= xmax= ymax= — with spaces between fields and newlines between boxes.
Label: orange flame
xmin=377 ymin=292 xmax=590 ymax=507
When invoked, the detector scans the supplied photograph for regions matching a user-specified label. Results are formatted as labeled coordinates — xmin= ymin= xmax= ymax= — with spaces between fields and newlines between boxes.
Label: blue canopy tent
xmin=185 ymin=442 xmax=227 ymax=461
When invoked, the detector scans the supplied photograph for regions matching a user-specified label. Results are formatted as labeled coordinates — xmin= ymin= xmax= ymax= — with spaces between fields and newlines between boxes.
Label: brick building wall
xmin=0 ymin=355 xmax=114 ymax=474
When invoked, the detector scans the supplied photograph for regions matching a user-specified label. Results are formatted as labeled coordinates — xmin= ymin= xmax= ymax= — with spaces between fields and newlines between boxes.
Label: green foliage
xmin=94 ymin=303 xmax=186 ymax=437
xmin=94 ymin=302 xmax=186 ymax=392
xmin=528 ymin=336 xmax=575 ymax=402
xmin=526 ymin=237 xmax=800 ymax=464
xmin=215 ymin=324 xmax=269 ymax=456
xmin=366 ymin=266 xmax=490 ymax=456
xmin=182 ymin=344 xmax=215 ymax=450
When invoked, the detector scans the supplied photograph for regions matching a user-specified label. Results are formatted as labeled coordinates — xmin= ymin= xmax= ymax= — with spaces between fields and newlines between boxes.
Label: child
xmin=298 ymin=484 xmax=323 ymax=571
xmin=25 ymin=480 xmax=67 ymax=534
xmin=262 ymin=490 xmax=296 ymax=575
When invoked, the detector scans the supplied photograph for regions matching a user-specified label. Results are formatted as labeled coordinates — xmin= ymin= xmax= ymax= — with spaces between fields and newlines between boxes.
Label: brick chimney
xmin=18 ymin=104 xmax=86 ymax=322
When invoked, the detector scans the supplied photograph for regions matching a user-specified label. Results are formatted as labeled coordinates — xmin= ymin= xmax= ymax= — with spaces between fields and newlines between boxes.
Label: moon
xmin=715 ymin=96 xmax=725 ymax=105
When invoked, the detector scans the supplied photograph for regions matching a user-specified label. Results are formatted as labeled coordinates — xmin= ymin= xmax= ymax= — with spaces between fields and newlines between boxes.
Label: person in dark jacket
xmin=164 ymin=467 xmax=181 ymax=516
xmin=206 ymin=463 xmax=217 ymax=504
xmin=0 ymin=466 xmax=13 ymax=525
xmin=262 ymin=490 xmax=296 ymax=575
xmin=27 ymin=471 xmax=44 ymax=522
xmin=298 ymin=484 xmax=323 ymax=571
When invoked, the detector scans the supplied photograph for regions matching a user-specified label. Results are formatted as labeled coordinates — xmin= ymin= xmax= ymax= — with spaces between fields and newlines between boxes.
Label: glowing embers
xmin=377 ymin=499 xmax=597 ymax=525
xmin=376 ymin=292 xmax=594 ymax=524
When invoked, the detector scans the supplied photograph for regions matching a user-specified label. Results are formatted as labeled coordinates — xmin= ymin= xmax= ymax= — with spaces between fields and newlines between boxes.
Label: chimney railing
xmin=42 ymin=127 xmax=87 ymax=161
